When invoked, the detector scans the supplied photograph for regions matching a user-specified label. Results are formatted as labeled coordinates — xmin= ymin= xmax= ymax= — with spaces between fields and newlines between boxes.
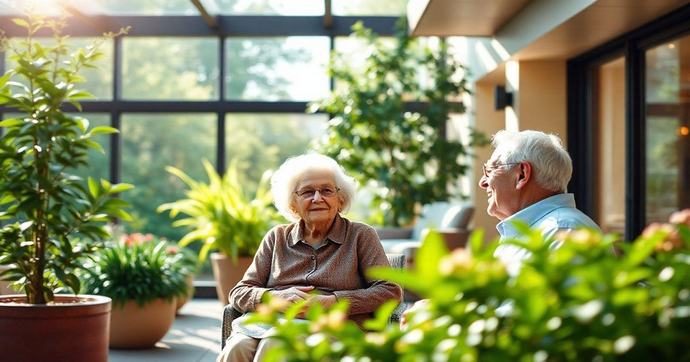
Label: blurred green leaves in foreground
xmin=247 ymin=213 xmax=690 ymax=361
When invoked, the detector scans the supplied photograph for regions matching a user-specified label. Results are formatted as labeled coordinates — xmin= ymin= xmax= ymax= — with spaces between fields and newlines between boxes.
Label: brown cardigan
xmin=228 ymin=215 xmax=402 ymax=327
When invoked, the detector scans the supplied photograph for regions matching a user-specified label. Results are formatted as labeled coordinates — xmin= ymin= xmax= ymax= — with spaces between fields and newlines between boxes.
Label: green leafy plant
xmin=248 ymin=210 xmax=690 ymax=361
xmin=157 ymin=159 xmax=278 ymax=263
xmin=312 ymin=19 xmax=488 ymax=226
xmin=80 ymin=236 xmax=190 ymax=308
xmin=0 ymin=12 xmax=131 ymax=304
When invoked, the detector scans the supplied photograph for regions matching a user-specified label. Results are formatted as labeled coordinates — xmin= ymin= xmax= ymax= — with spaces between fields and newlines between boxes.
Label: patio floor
xmin=109 ymin=299 xmax=223 ymax=362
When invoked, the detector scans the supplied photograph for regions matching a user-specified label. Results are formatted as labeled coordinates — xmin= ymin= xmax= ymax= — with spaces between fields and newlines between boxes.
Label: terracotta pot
xmin=211 ymin=253 xmax=253 ymax=305
xmin=109 ymin=298 xmax=176 ymax=349
xmin=175 ymin=275 xmax=195 ymax=313
xmin=0 ymin=294 xmax=111 ymax=362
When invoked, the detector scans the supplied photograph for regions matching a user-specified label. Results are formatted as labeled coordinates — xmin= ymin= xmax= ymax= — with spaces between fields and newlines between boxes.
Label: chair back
xmin=386 ymin=253 xmax=405 ymax=270
xmin=411 ymin=202 xmax=474 ymax=240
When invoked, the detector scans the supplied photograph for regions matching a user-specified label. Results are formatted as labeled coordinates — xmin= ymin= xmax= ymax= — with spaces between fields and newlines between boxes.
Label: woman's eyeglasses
xmin=294 ymin=187 xmax=340 ymax=199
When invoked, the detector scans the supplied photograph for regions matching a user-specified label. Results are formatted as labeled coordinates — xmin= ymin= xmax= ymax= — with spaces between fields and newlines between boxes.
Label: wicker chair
xmin=220 ymin=253 xmax=407 ymax=349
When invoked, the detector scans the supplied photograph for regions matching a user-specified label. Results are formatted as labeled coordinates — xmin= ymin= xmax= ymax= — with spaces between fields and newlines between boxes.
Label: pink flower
xmin=166 ymin=246 xmax=179 ymax=255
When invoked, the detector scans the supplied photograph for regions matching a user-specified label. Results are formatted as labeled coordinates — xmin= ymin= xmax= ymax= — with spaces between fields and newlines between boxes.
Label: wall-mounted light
xmin=494 ymin=85 xmax=513 ymax=110
xmin=679 ymin=126 xmax=689 ymax=136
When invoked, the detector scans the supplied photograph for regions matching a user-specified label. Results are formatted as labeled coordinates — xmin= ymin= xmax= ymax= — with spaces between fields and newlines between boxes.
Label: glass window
xmin=120 ymin=113 xmax=217 ymax=242
xmin=332 ymin=0 xmax=407 ymax=16
xmin=592 ymin=56 xmax=626 ymax=234
xmin=91 ymin=0 xmax=199 ymax=15
xmin=216 ymin=0 xmax=324 ymax=15
xmin=225 ymin=37 xmax=330 ymax=101
xmin=4 ymin=38 xmax=113 ymax=100
xmin=645 ymin=35 xmax=690 ymax=224
xmin=225 ymin=113 xmax=327 ymax=190
xmin=122 ymin=38 xmax=220 ymax=100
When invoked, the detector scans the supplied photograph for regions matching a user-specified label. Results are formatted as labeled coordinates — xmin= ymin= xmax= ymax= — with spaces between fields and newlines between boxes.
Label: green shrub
xmin=247 ymin=213 xmax=690 ymax=361
xmin=81 ymin=237 xmax=190 ymax=308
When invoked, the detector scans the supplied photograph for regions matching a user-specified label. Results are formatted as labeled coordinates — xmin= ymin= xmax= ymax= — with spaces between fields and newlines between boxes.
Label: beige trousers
xmin=217 ymin=333 xmax=283 ymax=362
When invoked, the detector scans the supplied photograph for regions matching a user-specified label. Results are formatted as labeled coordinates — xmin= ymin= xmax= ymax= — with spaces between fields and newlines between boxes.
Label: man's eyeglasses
xmin=294 ymin=187 xmax=340 ymax=199
xmin=482 ymin=163 xmax=520 ymax=177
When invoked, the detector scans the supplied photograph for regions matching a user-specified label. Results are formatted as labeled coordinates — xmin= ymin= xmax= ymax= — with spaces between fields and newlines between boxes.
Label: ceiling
xmin=410 ymin=0 xmax=690 ymax=61
xmin=409 ymin=0 xmax=532 ymax=37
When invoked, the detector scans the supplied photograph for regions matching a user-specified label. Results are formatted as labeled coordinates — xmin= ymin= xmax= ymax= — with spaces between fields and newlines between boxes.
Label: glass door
xmin=645 ymin=34 xmax=690 ymax=224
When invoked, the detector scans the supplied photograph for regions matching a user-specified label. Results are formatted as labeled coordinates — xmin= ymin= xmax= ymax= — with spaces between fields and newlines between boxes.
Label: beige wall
xmin=512 ymin=60 xmax=568 ymax=140
xmin=472 ymin=83 xmax=505 ymax=241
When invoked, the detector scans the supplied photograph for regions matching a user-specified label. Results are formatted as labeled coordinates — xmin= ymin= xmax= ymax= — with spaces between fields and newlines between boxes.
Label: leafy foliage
xmin=0 ymin=12 xmax=131 ymax=304
xmin=80 ymin=238 xmax=190 ymax=308
xmin=157 ymin=159 xmax=279 ymax=262
xmin=249 ymin=214 xmax=690 ymax=361
xmin=312 ymin=19 xmax=487 ymax=226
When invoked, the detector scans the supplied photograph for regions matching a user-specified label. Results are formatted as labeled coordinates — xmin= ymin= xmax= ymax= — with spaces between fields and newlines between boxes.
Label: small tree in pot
xmin=0 ymin=11 xmax=131 ymax=361
xmin=312 ymin=20 xmax=488 ymax=227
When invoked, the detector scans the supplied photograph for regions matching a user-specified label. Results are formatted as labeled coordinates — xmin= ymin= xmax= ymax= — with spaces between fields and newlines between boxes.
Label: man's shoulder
xmin=536 ymin=206 xmax=600 ymax=233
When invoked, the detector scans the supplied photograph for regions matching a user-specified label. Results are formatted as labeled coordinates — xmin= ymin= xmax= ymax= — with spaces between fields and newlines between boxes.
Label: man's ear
xmin=515 ymin=162 xmax=532 ymax=190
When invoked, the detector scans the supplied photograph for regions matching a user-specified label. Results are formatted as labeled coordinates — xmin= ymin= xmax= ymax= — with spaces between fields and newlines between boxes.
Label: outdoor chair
xmin=220 ymin=253 xmax=407 ymax=349
xmin=376 ymin=202 xmax=474 ymax=268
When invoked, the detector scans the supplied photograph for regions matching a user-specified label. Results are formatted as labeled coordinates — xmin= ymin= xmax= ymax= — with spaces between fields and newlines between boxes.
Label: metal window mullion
xmin=625 ymin=40 xmax=646 ymax=241
xmin=217 ymin=36 xmax=226 ymax=175
xmin=110 ymin=36 xmax=123 ymax=185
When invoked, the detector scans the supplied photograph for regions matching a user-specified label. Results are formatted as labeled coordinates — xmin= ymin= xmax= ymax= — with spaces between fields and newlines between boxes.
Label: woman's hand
xmin=268 ymin=286 xmax=315 ymax=308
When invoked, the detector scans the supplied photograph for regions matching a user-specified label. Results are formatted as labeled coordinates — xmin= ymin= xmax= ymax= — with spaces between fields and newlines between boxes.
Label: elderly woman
xmin=217 ymin=153 xmax=402 ymax=362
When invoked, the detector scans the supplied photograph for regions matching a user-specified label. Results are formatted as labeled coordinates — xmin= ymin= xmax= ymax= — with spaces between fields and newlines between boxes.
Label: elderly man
xmin=480 ymin=130 xmax=601 ymax=273
xmin=402 ymin=130 xmax=601 ymax=326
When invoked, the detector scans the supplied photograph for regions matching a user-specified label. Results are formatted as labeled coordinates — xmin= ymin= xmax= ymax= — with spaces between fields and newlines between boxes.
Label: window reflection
xmin=592 ymin=57 xmax=626 ymax=234
xmin=645 ymin=35 xmax=690 ymax=224
xmin=122 ymin=38 xmax=220 ymax=100
xmin=225 ymin=37 xmax=330 ymax=101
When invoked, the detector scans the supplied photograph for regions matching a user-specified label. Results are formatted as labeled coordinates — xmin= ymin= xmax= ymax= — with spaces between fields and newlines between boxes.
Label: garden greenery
xmin=312 ymin=19 xmax=488 ymax=227
xmin=81 ymin=237 xmax=190 ymax=308
xmin=247 ymin=212 xmax=690 ymax=361
xmin=0 ymin=12 xmax=131 ymax=304
xmin=157 ymin=159 xmax=279 ymax=263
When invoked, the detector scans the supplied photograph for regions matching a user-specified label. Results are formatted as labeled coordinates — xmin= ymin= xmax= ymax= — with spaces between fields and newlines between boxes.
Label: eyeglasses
xmin=482 ymin=163 xmax=520 ymax=177
xmin=294 ymin=187 xmax=340 ymax=199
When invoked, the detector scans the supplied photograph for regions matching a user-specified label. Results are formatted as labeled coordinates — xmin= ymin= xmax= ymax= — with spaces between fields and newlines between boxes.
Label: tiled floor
xmin=109 ymin=299 xmax=223 ymax=362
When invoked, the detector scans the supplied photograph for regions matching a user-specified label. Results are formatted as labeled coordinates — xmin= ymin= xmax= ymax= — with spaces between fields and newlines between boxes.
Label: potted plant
xmin=0 ymin=11 xmax=131 ymax=362
xmin=80 ymin=236 xmax=190 ymax=349
xmin=118 ymin=231 xmax=199 ymax=312
xmin=158 ymin=159 xmax=278 ymax=305
xmin=161 ymin=238 xmax=199 ymax=312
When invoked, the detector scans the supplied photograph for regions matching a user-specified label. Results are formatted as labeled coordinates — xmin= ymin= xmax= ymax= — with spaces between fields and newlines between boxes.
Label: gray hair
xmin=491 ymin=130 xmax=572 ymax=193
xmin=271 ymin=153 xmax=357 ymax=222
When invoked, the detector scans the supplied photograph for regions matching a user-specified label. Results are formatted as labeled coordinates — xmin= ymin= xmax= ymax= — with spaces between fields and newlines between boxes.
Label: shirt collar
xmin=496 ymin=193 xmax=576 ymax=239
xmin=289 ymin=214 xmax=347 ymax=246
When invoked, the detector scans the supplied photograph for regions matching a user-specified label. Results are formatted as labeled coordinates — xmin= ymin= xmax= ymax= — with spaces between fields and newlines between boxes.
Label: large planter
xmin=211 ymin=253 xmax=253 ymax=305
xmin=175 ymin=275 xmax=195 ymax=313
xmin=110 ymin=297 xmax=176 ymax=349
xmin=0 ymin=294 xmax=111 ymax=362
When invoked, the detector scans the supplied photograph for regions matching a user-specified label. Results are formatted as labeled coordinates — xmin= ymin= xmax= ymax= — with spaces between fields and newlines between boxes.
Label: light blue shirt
xmin=494 ymin=193 xmax=601 ymax=275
